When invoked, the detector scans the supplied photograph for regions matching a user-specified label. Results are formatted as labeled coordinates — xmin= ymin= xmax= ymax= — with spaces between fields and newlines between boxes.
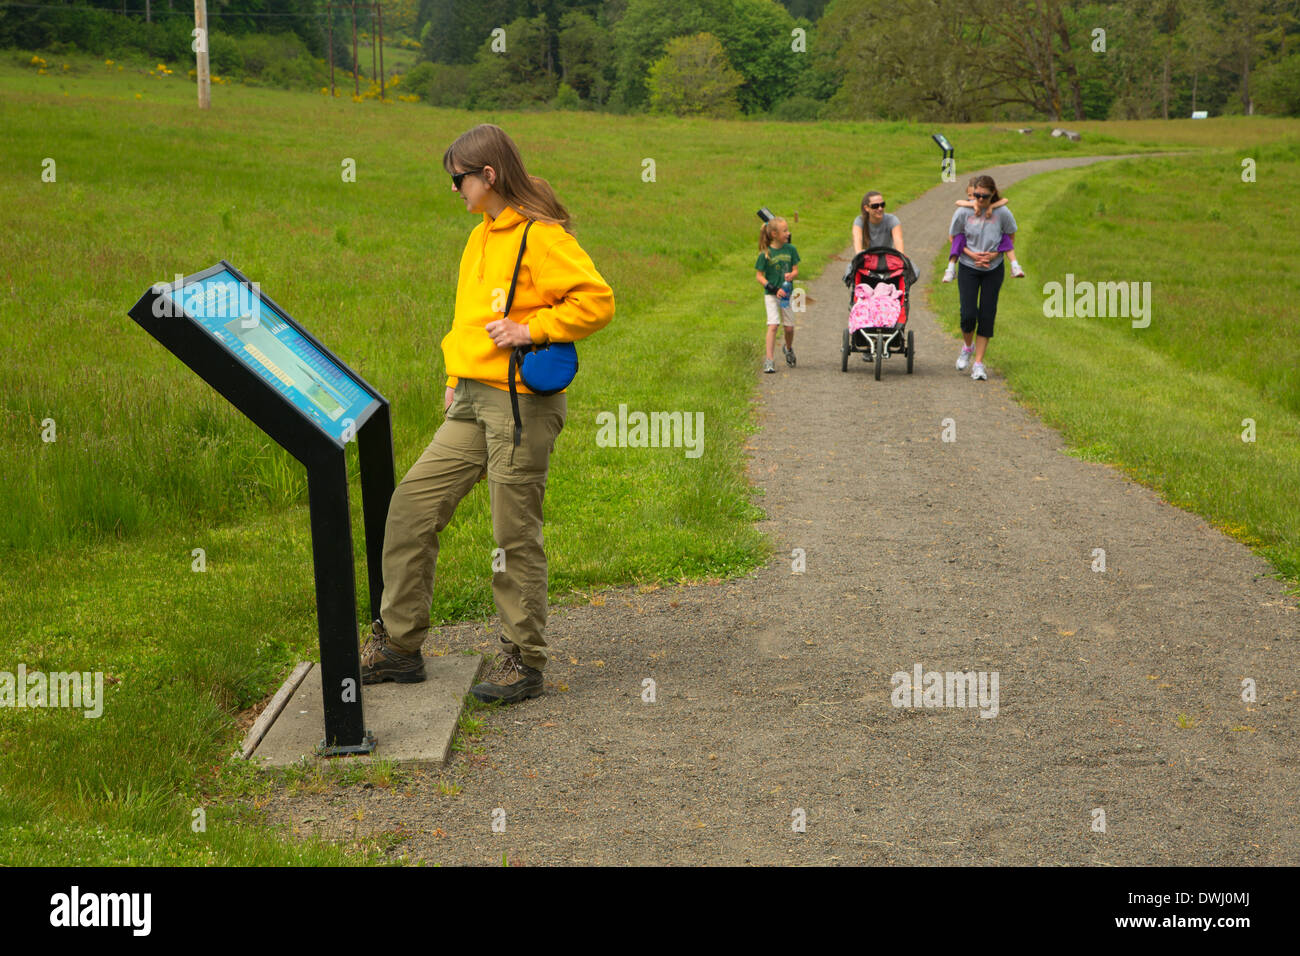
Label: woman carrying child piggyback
xmin=943 ymin=177 xmax=1024 ymax=282
xmin=754 ymin=217 xmax=800 ymax=373
xmin=948 ymin=175 xmax=1016 ymax=382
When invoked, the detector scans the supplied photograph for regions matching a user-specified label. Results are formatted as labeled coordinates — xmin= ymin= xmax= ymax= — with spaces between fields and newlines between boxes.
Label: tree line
xmin=4 ymin=0 xmax=1298 ymax=117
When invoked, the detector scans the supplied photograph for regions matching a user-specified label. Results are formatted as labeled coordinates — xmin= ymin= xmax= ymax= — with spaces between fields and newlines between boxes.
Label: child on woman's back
xmin=943 ymin=179 xmax=1025 ymax=281
xmin=754 ymin=217 xmax=800 ymax=373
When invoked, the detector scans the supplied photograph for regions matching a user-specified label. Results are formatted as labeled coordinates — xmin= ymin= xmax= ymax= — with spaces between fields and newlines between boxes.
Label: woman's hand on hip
xmin=485 ymin=318 xmax=534 ymax=349
xmin=445 ymin=386 xmax=455 ymax=413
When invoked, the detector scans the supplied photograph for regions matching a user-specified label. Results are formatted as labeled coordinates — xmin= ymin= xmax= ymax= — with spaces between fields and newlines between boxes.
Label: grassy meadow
xmin=2 ymin=49 xmax=1298 ymax=864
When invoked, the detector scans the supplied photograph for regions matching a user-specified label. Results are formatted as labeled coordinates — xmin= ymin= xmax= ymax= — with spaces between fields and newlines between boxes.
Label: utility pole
xmin=195 ymin=0 xmax=210 ymax=110
xmin=325 ymin=2 xmax=383 ymax=103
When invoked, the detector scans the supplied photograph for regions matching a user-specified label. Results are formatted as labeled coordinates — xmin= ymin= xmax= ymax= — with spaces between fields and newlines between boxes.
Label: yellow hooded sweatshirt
xmin=443 ymin=204 xmax=614 ymax=392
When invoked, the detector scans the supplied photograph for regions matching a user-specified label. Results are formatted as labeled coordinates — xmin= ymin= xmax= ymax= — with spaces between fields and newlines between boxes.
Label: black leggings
xmin=958 ymin=262 xmax=1004 ymax=339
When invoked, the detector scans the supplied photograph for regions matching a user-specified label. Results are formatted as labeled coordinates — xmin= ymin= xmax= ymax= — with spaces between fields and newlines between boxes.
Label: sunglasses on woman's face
xmin=972 ymin=192 xmax=991 ymax=200
xmin=451 ymin=168 xmax=483 ymax=190
xmin=867 ymin=201 xmax=886 ymax=210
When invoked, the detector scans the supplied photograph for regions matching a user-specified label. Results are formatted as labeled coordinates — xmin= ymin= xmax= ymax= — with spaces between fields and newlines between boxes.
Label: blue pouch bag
xmin=516 ymin=341 xmax=578 ymax=394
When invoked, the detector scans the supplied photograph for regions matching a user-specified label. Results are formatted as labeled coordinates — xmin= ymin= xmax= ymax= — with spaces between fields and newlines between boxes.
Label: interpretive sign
xmin=148 ymin=263 xmax=380 ymax=447
xmin=129 ymin=261 xmax=395 ymax=755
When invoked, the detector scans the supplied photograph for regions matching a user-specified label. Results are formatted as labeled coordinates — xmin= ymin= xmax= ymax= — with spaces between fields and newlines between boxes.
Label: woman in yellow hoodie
xmin=361 ymin=124 xmax=614 ymax=704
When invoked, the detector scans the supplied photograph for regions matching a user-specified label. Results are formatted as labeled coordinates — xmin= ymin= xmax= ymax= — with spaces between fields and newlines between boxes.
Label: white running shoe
xmin=1010 ymin=260 xmax=1025 ymax=278
xmin=971 ymin=362 xmax=987 ymax=381
xmin=956 ymin=345 xmax=973 ymax=371
xmin=942 ymin=263 xmax=956 ymax=283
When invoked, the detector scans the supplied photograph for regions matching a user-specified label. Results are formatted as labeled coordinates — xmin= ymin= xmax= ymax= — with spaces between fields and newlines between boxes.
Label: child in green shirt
xmin=754 ymin=217 xmax=800 ymax=372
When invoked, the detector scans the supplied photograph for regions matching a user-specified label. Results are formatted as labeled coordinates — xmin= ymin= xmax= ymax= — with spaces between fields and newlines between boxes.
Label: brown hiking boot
xmin=360 ymin=619 xmax=426 ymax=685
xmin=481 ymin=641 xmax=523 ymax=684
xmin=471 ymin=657 xmax=543 ymax=704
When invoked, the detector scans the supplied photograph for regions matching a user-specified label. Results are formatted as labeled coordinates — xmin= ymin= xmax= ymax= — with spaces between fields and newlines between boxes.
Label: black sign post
xmin=932 ymin=133 xmax=955 ymax=181
xmin=128 ymin=260 xmax=393 ymax=756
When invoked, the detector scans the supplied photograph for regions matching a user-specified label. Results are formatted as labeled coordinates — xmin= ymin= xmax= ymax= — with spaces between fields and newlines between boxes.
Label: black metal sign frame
xmin=128 ymin=260 xmax=395 ymax=756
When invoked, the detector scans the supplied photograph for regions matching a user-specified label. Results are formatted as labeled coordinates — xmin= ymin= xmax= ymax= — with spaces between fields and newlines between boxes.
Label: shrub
xmin=551 ymin=82 xmax=582 ymax=111
xmin=403 ymin=61 xmax=471 ymax=107
xmin=208 ymin=30 xmax=244 ymax=77
xmin=402 ymin=60 xmax=436 ymax=98
xmin=768 ymin=95 xmax=824 ymax=122
xmin=239 ymin=32 xmax=305 ymax=78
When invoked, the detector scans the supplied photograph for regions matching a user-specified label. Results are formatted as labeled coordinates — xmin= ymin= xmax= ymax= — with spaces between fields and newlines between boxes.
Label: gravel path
xmin=263 ymin=156 xmax=1299 ymax=866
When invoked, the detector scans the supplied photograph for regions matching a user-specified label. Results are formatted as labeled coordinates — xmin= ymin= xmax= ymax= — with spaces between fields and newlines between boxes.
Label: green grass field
xmin=2 ymin=50 xmax=1298 ymax=865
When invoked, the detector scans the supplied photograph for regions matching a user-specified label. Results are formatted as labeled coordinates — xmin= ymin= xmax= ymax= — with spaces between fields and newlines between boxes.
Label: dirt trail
xmin=268 ymin=156 xmax=1299 ymax=865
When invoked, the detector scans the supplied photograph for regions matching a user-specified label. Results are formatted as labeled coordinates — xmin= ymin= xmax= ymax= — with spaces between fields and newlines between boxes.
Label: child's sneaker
xmin=956 ymin=345 xmax=974 ymax=371
xmin=971 ymin=362 xmax=987 ymax=381
xmin=942 ymin=263 xmax=956 ymax=283
xmin=763 ymin=359 xmax=776 ymax=373
xmin=1010 ymin=260 xmax=1025 ymax=278
xmin=783 ymin=345 xmax=796 ymax=367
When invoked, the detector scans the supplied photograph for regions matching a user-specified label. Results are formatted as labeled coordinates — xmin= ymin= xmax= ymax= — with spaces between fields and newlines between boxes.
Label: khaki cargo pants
xmin=380 ymin=379 xmax=566 ymax=670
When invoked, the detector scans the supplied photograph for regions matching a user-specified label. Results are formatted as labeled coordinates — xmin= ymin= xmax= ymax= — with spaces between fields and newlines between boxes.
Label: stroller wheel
xmin=841 ymin=328 xmax=849 ymax=372
xmin=874 ymin=345 xmax=883 ymax=381
xmin=906 ymin=330 xmax=915 ymax=374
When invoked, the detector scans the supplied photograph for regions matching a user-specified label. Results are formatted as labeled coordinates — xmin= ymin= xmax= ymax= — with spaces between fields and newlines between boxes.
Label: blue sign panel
xmin=158 ymin=268 xmax=378 ymax=444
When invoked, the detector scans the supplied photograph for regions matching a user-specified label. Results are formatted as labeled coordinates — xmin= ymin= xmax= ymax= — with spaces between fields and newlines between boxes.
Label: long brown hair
xmin=443 ymin=124 xmax=572 ymax=232
xmin=758 ymin=217 xmax=788 ymax=256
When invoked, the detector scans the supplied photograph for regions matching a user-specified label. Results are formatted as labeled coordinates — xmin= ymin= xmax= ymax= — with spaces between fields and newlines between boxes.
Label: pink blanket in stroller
xmin=848 ymin=282 xmax=904 ymax=330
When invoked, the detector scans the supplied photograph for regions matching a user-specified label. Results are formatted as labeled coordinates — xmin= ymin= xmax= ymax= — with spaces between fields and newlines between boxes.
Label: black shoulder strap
xmin=503 ymin=219 xmax=534 ymax=320
xmin=506 ymin=220 xmax=534 ymax=446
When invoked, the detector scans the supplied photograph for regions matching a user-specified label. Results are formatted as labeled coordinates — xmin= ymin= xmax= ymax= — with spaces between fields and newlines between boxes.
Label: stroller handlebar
xmin=845 ymin=246 xmax=919 ymax=288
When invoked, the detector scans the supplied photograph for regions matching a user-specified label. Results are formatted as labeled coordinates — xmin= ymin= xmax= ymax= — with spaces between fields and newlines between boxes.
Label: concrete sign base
xmin=246 ymin=654 xmax=485 ymax=769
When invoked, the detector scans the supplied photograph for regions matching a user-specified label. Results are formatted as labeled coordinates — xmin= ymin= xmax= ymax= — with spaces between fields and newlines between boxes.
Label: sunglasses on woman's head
xmin=972 ymin=192 xmax=991 ymax=200
xmin=451 ymin=168 xmax=483 ymax=190
xmin=867 ymin=201 xmax=885 ymax=210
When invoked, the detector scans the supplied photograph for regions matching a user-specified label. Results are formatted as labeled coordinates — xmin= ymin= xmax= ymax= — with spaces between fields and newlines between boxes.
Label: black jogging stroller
xmin=841 ymin=246 xmax=919 ymax=381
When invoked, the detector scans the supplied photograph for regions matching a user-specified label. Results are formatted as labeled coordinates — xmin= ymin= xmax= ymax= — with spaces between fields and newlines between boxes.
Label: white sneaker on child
xmin=1010 ymin=261 xmax=1025 ymax=278
xmin=942 ymin=263 xmax=956 ymax=283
